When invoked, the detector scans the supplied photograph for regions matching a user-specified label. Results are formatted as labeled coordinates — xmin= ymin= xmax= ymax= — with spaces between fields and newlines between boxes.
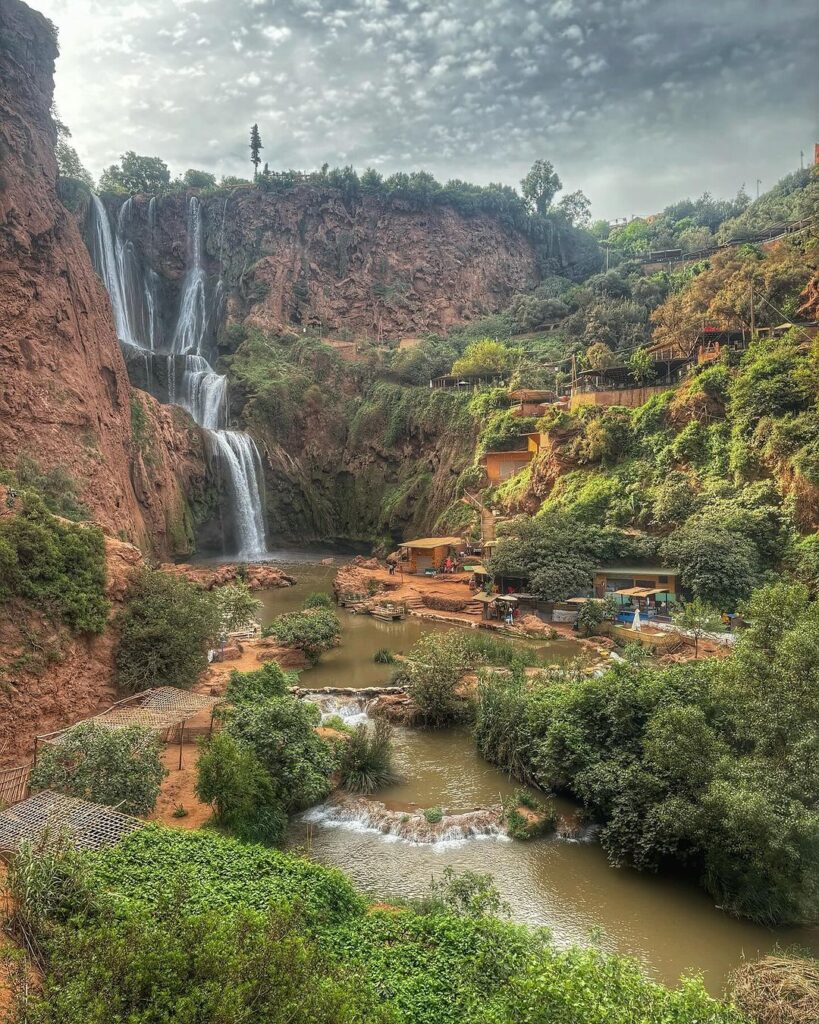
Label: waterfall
xmin=206 ymin=431 xmax=268 ymax=557
xmin=89 ymin=194 xmax=139 ymax=347
xmin=178 ymin=354 xmax=227 ymax=430
xmin=171 ymin=196 xmax=208 ymax=355
xmin=89 ymin=193 xmax=267 ymax=558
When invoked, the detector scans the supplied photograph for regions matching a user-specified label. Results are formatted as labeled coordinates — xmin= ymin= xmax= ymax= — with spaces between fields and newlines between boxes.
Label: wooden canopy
xmin=400 ymin=537 xmax=462 ymax=550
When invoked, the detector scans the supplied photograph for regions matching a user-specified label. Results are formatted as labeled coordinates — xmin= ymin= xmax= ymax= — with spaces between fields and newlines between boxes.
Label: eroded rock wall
xmin=94 ymin=186 xmax=541 ymax=343
xmin=0 ymin=0 xmax=209 ymax=557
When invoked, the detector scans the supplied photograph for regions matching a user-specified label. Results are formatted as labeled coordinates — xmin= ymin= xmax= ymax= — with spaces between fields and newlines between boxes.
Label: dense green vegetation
xmin=29 ymin=722 xmax=165 ymax=815
xmin=196 ymin=660 xmax=335 ymax=842
xmin=0 ymin=455 xmax=90 ymax=521
xmin=262 ymin=604 xmax=341 ymax=663
xmin=4 ymin=827 xmax=747 ymax=1024
xmin=475 ymin=582 xmax=819 ymax=925
xmin=593 ymin=168 xmax=815 ymax=256
xmin=0 ymin=493 xmax=108 ymax=634
xmin=114 ymin=568 xmax=222 ymax=693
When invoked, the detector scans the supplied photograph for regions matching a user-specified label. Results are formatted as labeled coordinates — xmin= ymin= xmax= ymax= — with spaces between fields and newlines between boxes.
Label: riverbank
xmin=333 ymin=558 xmax=610 ymax=652
xmin=333 ymin=558 xmax=733 ymax=664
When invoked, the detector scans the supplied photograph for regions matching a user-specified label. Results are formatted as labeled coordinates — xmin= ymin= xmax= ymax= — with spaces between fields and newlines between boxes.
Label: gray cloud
xmin=37 ymin=0 xmax=818 ymax=218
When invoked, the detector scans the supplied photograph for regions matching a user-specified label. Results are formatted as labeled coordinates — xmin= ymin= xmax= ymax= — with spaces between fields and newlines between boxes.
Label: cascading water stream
xmin=89 ymin=193 xmax=267 ymax=558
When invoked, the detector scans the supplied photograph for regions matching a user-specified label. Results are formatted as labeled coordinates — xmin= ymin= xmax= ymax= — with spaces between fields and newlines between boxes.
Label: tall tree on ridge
xmin=250 ymin=124 xmax=263 ymax=179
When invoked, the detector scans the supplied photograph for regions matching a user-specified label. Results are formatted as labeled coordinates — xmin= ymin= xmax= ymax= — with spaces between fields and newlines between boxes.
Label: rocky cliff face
xmin=0 ymin=0 xmax=209 ymax=557
xmin=221 ymin=186 xmax=540 ymax=337
xmin=93 ymin=186 xmax=541 ymax=345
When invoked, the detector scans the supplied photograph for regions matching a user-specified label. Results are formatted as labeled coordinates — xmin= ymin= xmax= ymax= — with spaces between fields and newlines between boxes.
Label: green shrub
xmin=87 ymin=826 xmax=365 ymax=923
xmin=0 ymin=494 xmax=108 ymax=633
xmin=502 ymin=790 xmax=557 ymax=841
xmin=423 ymin=807 xmax=443 ymax=824
xmin=224 ymin=660 xmax=293 ymax=706
xmin=213 ymin=581 xmax=261 ymax=632
xmin=13 ymin=826 xmax=748 ymax=1024
xmin=373 ymin=647 xmax=395 ymax=664
xmin=338 ymin=719 xmax=396 ymax=794
xmin=576 ymin=596 xmax=616 ymax=636
xmin=262 ymin=608 xmax=341 ymax=664
xmin=404 ymin=631 xmax=480 ymax=726
xmin=19 ymin=903 xmax=388 ymax=1024
xmin=29 ymin=722 xmax=165 ymax=815
xmin=115 ymin=568 xmax=221 ymax=693
xmin=195 ymin=731 xmax=285 ymax=843
xmin=13 ymin=455 xmax=90 ymax=521
xmin=227 ymin=696 xmax=334 ymax=811
xmin=303 ymin=591 xmax=334 ymax=609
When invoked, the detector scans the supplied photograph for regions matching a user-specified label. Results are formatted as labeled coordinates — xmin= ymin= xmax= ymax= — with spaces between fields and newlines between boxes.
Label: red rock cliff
xmin=98 ymin=185 xmax=543 ymax=341
xmin=0 ymin=0 xmax=208 ymax=556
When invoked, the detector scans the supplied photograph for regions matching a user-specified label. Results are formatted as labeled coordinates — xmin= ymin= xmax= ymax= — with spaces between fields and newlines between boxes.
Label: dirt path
xmin=149 ymin=742 xmax=212 ymax=830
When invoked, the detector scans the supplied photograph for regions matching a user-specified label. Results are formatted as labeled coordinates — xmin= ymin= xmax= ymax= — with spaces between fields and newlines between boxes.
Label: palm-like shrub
xmin=338 ymin=719 xmax=395 ymax=794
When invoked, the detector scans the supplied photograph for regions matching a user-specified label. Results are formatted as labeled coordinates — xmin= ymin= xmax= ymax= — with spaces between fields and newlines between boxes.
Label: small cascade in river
xmin=88 ymin=193 xmax=267 ymax=558
xmin=302 ymin=796 xmax=509 ymax=846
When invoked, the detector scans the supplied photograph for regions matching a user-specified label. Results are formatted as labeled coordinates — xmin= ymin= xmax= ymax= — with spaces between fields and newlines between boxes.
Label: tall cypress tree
xmin=249 ymin=124 xmax=263 ymax=179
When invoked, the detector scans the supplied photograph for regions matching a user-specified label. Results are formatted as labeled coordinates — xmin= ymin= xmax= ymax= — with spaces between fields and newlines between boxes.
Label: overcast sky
xmin=36 ymin=0 xmax=818 ymax=220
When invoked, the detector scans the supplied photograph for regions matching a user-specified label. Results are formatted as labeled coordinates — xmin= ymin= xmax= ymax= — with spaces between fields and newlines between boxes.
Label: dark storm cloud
xmin=38 ymin=0 xmax=818 ymax=218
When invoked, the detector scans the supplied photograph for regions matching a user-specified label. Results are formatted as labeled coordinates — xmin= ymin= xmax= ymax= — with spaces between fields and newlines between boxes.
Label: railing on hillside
xmin=635 ymin=217 xmax=813 ymax=266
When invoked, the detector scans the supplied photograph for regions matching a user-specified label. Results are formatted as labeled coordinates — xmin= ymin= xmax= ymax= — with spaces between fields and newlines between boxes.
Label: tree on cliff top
xmin=250 ymin=124 xmax=263 ymax=179
xmin=521 ymin=159 xmax=562 ymax=215
xmin=98 ymin=151 xmax=171 ymax=195
xmin=55 ymin=140 xmax=93 ymax=188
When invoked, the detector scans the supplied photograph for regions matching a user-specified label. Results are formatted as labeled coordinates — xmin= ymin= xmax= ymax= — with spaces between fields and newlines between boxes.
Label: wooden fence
xmin=0 ymin=763 xmax=32 ymax=809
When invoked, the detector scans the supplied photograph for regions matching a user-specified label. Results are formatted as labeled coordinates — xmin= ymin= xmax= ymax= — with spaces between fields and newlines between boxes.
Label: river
xmin=257 ymin=557 xmax=819 ymax=994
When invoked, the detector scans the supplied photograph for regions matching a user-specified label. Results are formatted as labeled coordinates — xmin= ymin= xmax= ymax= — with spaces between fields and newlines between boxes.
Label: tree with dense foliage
xmin=195 ymin=731 xmax=284 ymax=842
xmin=628 ymin=347 xmax=657 ymax=387
xmin=451 ymin=339 xmax=512 ymax=378
xmin=115 ymin=568 xmax=222 ymax=693
xmin=661 ymin=521 xmax=759 ymax=609
xmin=403 ymin=631 xmax=484 ymax=726
xmin=576 ymin=595 xmax=616 ymax=636
xmin=213 ymin=581 xmax=261 ymax=633
xmin=555 ymin=189 xmax=592 ymax=228
xmin=672 ymin=599 xmax=724 ymax=658
xmin=250 ymin=123 xmax=263 ymax=178
xmin=55 ymin=140 xmax=93 ymax=187
xmin=224 ymin=659 xmax=293 ymax=705
xmin=98 ymin=151 xmax=171 ymax=194
xmin=29 ymin=722 xmax=165 ymax=815
xmin=520 ymin=159 xmax=562 ymax=215
xmin=585 ymin=342 xmax=618 ymax=370
xmin=182 ymin=168 xmax=216 ymax=188
xmin=227 ymin=694 xmax=334 ymax=811
xmin=651 ymin=241 xmax=815 ymax=355
xmin=262 ymin=607 xmax=341 ymax=664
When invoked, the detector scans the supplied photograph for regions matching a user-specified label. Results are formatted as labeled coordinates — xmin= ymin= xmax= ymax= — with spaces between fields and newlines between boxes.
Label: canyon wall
xmin=94 ymin=187 xmax=542 ymax=344
xmin=0 ymin=0 xmax=209 ymax=557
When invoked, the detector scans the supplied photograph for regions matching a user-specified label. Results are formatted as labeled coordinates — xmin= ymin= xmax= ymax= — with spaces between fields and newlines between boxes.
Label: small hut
xmin=399 ymin=537 xmax=463 ymax=574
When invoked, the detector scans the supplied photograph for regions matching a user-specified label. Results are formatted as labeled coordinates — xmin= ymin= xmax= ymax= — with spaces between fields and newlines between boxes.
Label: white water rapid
xmin=89 ymin=193 xmax=267 ymax=558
